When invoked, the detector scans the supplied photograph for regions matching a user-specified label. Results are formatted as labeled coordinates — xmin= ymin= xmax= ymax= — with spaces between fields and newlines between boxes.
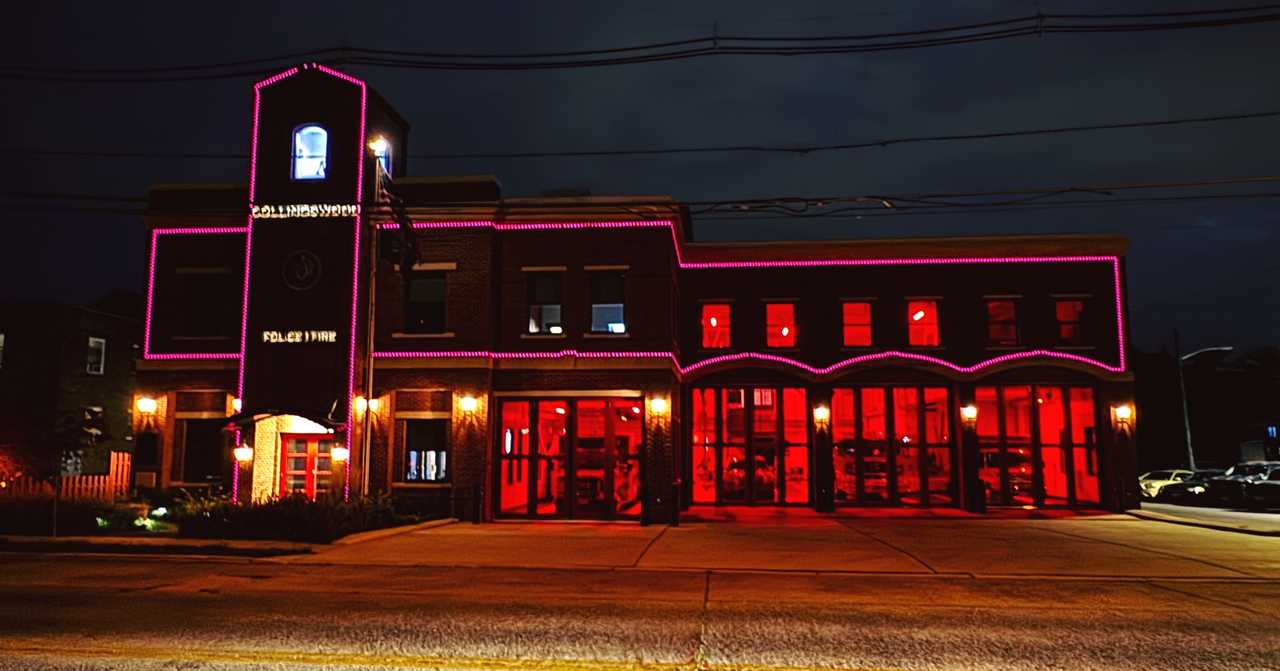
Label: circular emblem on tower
xmin=282 ymin=250 xmax=322 ymax=291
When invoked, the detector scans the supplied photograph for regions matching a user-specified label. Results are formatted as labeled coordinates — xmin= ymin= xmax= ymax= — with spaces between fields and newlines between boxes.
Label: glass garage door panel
xmin=1070 ymin=388 xmax=1100 ymax=504
xmin=498 ymin=402 xmax=531 ymax=516
xmin=750 ymin=388 xmax=779 ymax=503
xmin=535 ymin=401 xmax=569 ymax=516
xmin=612 ymin=400 xmax=643 ymax=518
xmin=691 ymin=389 xmax=717 ymax=504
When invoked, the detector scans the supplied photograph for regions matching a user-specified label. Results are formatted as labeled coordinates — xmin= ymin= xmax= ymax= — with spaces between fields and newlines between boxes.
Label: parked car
xmin=1244 ymin=469 xmax=1280 ymax=511
xmin=1153 ymin=469 xmax=1223 ymax=505
xmin=1206 ymin=462 xmax=1280 ymax=507
xmin=1138 ymin=469 xmax=1196 ymax=499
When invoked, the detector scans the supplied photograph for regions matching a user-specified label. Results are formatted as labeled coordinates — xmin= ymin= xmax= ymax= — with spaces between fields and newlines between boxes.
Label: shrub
xmin=173 ymin=492 xmax=413 ymax=543
xmin=0 ymin=498 xmax=115 ymax=536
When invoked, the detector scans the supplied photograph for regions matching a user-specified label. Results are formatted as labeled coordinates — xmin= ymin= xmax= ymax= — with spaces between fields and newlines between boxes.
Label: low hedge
xmin=173 ymin=493 xmax=417 ymax=544
xmin=0 ymin=498 xmax=117 ymax=535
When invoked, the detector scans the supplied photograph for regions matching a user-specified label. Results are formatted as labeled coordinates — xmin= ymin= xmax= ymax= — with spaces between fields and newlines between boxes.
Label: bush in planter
xmin=173 ymin=492 xmax=409 ymax=543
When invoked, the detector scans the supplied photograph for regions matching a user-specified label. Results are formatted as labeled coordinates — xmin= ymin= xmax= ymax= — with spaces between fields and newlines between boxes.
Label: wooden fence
xmin=0 ymin=451 xmax=132 ymax=502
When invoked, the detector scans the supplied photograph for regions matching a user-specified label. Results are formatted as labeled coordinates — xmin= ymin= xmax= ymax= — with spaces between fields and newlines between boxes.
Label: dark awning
xmin=220 ymin=407 xmax=346 ymax=433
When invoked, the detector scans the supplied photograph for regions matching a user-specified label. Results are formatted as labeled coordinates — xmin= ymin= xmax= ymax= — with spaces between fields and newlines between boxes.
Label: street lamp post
xmin=1173 ymin=329 xmax=1232 ymax=472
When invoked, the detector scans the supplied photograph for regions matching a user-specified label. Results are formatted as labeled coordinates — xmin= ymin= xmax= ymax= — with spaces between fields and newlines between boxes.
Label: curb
xmin=332 ymin=517 xmax=458 ymax=545
xmin=0 ymin=537 xmax=312 ymax=557
xmin=1126 ymin=510 xmax=1280 ymax=537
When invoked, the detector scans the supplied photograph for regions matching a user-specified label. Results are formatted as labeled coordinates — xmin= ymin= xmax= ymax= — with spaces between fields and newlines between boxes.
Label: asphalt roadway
xmin=4 ymin=514 xmax=1279 ymax=670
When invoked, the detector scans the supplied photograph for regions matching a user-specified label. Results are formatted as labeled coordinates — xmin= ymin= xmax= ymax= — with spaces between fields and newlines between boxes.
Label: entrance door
xmin=496 ymin=397 xmax=644 ymax=519
xmin=280 ymin=434 xmax=335 ymax=500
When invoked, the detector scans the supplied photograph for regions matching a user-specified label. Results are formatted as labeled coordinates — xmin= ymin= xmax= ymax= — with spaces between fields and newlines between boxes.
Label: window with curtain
xmin=291 ymin=124 xmax=328 ymax=180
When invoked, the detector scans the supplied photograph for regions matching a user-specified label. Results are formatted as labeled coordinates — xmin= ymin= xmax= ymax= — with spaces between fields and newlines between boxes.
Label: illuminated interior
xmin=765 ymin=303 xmax=797 ymax=348
xmin=975 ymin=385 xmax=1098 ymax=506
xmin=690 ymin=386 xmax=809 ymax=505
xmin=701 ymin=303 xmax=731 ymax=349
xmin=842 ymin=302 xmax=872 ymax=347
xmin=907 ymin=300 xmax=940 ymax=346
xmin=496 ymin=397 xmax=644 ymax=519
xmin=831 ymin=386 xmax=950 ymax=506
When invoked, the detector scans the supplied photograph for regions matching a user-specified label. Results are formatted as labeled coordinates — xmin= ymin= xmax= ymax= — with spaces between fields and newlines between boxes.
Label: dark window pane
xmin=406 ymin=271 xmax=446 ymax=333
xmin=986 ymin=300 xmax=1018 ymax=346
xmin=589 ymin=272 xmax=626 ymax=333
xmin=527 ymin=273 xmax=563 ymax=334
xmin=1056 ymin=300 xmax=1085 ymax=345
xmin=181 ymin=419 xmax=226 ymax=484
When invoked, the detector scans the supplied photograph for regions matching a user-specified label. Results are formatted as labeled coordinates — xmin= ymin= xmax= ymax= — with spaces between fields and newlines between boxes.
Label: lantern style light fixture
xmin=135 ymin=396 xmax=158 ymax=415
xmin=812 ymin=404 xmax=830 ymax=432
xmin=459 ymin=395 xmax=479 ymax=414
xmin=960 ymin=404 xmax=979 ymax=429
xmin=233 ymin=444 xmax=254 ymax=463
xmin=367 ymin=397 xmax=380 ymax=413
xmin=354 ymin=396 xmax=369 ymax=414
xmin=648 ymin=397 xmax=669 ymax=415
xmin=231 ymin=397 xmax=242 ymax=412
xmin=1111 ymin=403 xmax=1135 ymax=432
xmin=331 ymin=446 xmax=351 ymax=462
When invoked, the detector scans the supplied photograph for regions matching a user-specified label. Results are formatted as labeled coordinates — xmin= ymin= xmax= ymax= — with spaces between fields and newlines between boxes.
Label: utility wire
xmin=5 ymin=109 xmax=1278 ymax=162
xmin=4 ymin=6 xmax=1278 ymax=82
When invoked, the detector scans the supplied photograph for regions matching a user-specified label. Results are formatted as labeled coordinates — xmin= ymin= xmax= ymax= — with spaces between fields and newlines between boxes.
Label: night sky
xmin=6 ymin=1 xmax=1278 ymax=353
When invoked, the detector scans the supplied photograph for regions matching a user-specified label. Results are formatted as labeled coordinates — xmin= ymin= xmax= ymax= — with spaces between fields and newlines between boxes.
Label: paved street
xmin=4 ymin=515 xmax=1280 ymax=670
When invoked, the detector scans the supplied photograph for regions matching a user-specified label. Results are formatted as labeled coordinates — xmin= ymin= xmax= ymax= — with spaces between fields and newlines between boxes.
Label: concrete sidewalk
xmin=298 ymin=513 xmax=1280 ymax=579
xmin=1131 ymin=502 xmax=1280 ymax=536
xmin=0 ymin=534 xmax=313 ymax=557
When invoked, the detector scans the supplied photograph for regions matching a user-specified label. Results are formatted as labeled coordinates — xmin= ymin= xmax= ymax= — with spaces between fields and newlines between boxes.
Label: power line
xmin=5 ymin=109 xmax=1278 ymax=162
xmin=4 ymin=6 xmax=1278 ymax=82
xmin=6 ymin=175 xmax=1280 ymax=221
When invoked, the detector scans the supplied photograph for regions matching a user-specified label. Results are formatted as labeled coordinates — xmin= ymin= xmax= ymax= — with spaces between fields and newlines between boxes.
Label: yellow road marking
xmin=0 ymin=640 xmax=902 ymax=671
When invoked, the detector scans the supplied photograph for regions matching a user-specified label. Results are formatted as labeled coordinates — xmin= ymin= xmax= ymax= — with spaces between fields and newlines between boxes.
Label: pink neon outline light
xmin=150 ymin=65 xmax=1129 ymax=378
xmin=369 ymin=348 xmax=1122 ymax=375
xmin=143 ymin=227 xmax=250 ymax=360
xmin=378 ymin=218 xmax=1127 ymax=371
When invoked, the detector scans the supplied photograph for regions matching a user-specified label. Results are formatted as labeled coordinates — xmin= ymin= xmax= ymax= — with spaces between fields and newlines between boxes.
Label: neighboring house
xmin=135 ymin=63 xmax=1140 ymax=520
xmin=0 ymin=293 xmax=141 ymax=478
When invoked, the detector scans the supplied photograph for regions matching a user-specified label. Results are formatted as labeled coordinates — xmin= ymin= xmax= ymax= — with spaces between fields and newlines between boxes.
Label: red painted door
xmin=279 ymin=434 xmax=336 ymax=500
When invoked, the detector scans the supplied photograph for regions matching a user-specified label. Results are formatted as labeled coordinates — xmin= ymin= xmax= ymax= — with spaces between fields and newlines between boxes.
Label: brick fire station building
xmin=135 ymin=64 xmax=1139 ymax=521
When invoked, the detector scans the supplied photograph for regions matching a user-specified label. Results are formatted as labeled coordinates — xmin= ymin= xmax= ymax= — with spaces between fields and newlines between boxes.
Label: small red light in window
xmin=709 ymin=317 xmax=718 ymax=327
xmin=631 ymin=406 xmax=641 ymax=414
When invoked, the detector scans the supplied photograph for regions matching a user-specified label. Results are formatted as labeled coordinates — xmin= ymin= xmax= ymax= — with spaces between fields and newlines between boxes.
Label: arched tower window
xmin=292 ymin=124 xmax=328 ymax=180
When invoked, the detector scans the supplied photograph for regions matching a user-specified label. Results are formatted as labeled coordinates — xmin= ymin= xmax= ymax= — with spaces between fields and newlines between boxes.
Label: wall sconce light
xmin=960 ymin=404 xmax=979 ymax=429
xmin=1111 ymin=403 xmax=1134 ymax=432
xmin=135 ymin=396 xmax=158 ymax=415
xmin=231 ymin=397 xmax=242 ymax=413
xmin=367 ymin=397 xmax=380 ymax=413
xmin=233 ymin=444 xmax=254 ymax=463
xmin=331 ymin=446 xmax=351 ymax=462
xmin=459 ymin=395 xmax=478 ymax=414
xmin=812 ymin=404 xmax=830 ymax=432
xmin=354 ymin=396 xmax=369 ymax=414
xmin=648 ymin=397 xmax=669 ymax=415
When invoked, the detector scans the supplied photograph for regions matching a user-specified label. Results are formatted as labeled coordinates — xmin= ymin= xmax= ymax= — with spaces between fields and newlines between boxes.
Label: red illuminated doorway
xmin=496 ymin=398 xmax=644 ymax=520
xmin=279 ymin=434 xmax=336 ymax=500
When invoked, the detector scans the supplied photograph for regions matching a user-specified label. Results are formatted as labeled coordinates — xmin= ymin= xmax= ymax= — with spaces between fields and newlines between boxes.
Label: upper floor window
xmin=292 ymin=124 xmax=328 ymax=180
xmin=701 ymin=304 xmax=731 ymax=349
xmin=588 ymin=271 xmax=626 ymax=334
xmin=406 ymin=271 xmax=447 ymax=333
xmin=842 ymin=302 xmax=872 ymax=347
xmin=1056 ymin=299 xmax=1086 ymax=345
xmin=986 ymin=300 xmax=1018 ymax=346
xmin=907 ymin=300 xmax=939 ymax=346
xmin=526 ymin=272 xmax=563 ymax=335
xmin=86 ymin=337 xmax=106 ymax=375
xmin=766 ymin=303 xmax=796 ymax=348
